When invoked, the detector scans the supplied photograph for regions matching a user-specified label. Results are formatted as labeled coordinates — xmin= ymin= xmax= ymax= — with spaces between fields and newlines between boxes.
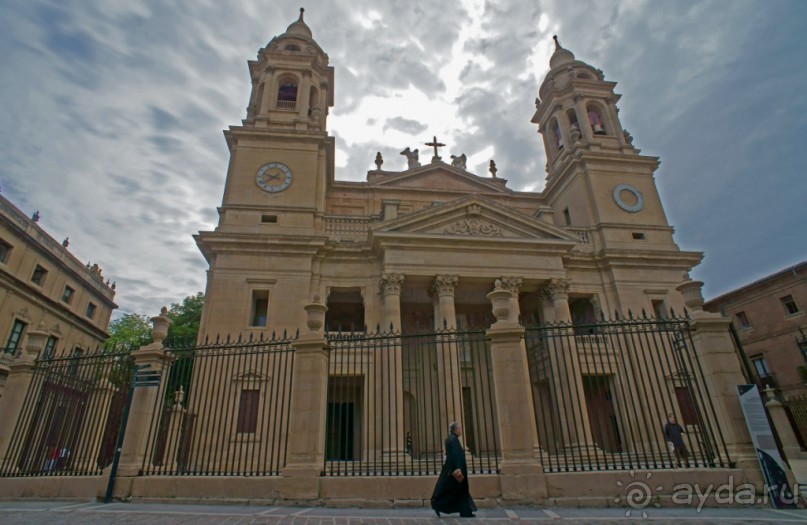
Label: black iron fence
xmin=139 ymin=333 xmax=296 ymax=476
xmin=324 ymin=327 xmax=499 ymax=476
xmin=0 ymin=347 xmax=134 ymax=477
xmin=525 ymin=314 xmax=732 ymax=472
xmin=783 ymin=395 xmax=807 ymax=450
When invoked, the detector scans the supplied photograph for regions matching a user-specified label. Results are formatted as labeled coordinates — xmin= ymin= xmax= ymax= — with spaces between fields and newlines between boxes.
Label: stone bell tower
xmin=532 ymin=36 xmax=701 ymax=309
xmin=195 ymin=9 xmax=336 ymax=336
xmin=215 ymin=7 xmax=335 ymax=235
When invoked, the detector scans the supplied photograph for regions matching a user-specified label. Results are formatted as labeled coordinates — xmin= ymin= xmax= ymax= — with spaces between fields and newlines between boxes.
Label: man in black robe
xmin=431 ymin=421 xmax=477 ymax=517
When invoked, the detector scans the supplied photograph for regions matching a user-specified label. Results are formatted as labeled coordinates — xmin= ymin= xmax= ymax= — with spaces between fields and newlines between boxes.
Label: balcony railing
xmin=276 ymin=99 xmax=296 ymax=110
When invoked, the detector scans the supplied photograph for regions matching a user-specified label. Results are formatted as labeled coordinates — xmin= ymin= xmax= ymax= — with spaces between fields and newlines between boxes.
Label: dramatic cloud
xmin=0 ymin=0 xmax=804 ymax=318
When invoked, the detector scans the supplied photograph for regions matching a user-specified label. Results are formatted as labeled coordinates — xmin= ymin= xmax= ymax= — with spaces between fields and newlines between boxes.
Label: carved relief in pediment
xmin=443 ymin=218 xmax=503 ymax=237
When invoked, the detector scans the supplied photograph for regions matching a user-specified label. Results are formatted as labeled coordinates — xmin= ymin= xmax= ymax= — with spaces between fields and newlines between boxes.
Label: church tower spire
xmin=244 ymin=7 xmax=334 ymax=132
xmin=532 ymin=36 xmax=636 ymax=181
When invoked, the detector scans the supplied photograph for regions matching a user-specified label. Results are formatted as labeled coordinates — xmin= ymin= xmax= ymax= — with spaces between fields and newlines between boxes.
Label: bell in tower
xmin=531 ymin=36 xmax=637 ymax=180
xmin=244 ymin=7 xmax=334 ymax=132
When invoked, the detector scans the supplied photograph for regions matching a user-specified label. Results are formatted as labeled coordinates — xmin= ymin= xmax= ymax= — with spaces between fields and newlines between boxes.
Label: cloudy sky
xmin=1 ymin=0 xmax=805 ymax=317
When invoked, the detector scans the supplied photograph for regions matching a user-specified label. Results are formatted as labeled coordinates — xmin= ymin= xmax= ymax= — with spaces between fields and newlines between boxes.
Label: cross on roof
xmin=425 ymin=135 xmax=446 ymax=162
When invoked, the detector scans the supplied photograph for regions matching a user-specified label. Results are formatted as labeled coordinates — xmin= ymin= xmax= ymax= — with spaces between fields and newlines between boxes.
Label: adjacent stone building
xmin=704 ymin=260 xmax=807 ymax=395
xmin=0 ymin=194 xmax=116 ymax=394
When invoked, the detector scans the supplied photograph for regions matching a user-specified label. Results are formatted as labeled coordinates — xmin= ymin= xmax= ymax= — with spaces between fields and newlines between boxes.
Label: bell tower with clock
xmin=531 ymin=36 xmax=702 ymax=307
xmin=215 ymin=7 xmax=334 ymax=235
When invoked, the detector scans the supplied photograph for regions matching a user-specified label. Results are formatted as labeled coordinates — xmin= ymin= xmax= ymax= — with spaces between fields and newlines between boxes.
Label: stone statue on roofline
xmin=450 ymin=153 xmax=467 ymax=170
xmin=400 ymin=147 xmax=421 ymax=169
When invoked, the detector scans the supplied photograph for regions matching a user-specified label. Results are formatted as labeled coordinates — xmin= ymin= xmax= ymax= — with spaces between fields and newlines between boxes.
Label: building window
xmin=326 ymin=288 xmax=365 ymax=332
xmin=62 ymin=285 xmax=75 ymax=304
xmin=67 ymin=347 xmax=83 ymax=376
xmin=43 ymin=336 xmax=58 ymax=359
xmin=632 ymin=232 xmax=646 ymax=240
xmin=4 ymin=319 xmax=27 ymax=356
xmin=563 ymin=208 xmax=572 ymax=226
xmin=736 ymin=311 xmax=751 ymax=330
xmin=0 ymin=238 xmax=12 ymax=264
xmin=236 ymin=389 xmax=260 ymax=433
xmin=261 ymin=214 xmax=278 ymax=223
xmin=277 ymin=80 xmax=298 ymax=109
xmin=250 ymin=290 xmax=269 ymax=327
xmin=651 ymin=299 xmax=668 ymax=318
xmin=31 ymin=265 xmax=48 ymax=286
xmin=587 ymin=105 xmax=607 ymax=135
xmin=86 ymin=302 xmax=97 ymax=319
xmin=781 ymin=295 xmax=800 ymax=316
xmin=751 ymin=355 xmax=776 ymax=389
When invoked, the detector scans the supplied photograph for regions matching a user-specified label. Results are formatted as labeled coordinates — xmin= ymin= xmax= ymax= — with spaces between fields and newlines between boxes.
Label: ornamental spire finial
xmin=553 ymin=35 xmax=561 ymax=50
xmin=299 ymin=7 xmax=305 ymax=21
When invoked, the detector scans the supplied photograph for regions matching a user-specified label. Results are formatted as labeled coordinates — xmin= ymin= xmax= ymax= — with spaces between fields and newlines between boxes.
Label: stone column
xmin=114 ymin=309 xmax=172 ymax=483
xmin=544 ymin=279 xmax=596 ymax=453
xmin=380 ymin=273 xmax=405 ymax=332
xmin=380 ymin=274 xmax=406 ymax=460
xmin=298 ymin=69 xmax=312 ymax=120
xmin=555 ymin=104 xmax=571 ymax=152
xmin=574 ymin=95 xmax=594 ymax=142
xmin=431 ymin=275 xmax=463 ymax=445
xmin=499 ymin=277 xmax=523 ymax=324
xmin=259 ymin=66 xmax=276 ymax=114
xmin=281 ymin=300 xmax=329 ymax=501
xmin=486 ymin=281 xmax=546 ymax=503
xmin=0 ymin=323 xmax=48 ymax=467
xmin=676 ymin=278 xmax=760 ymax=476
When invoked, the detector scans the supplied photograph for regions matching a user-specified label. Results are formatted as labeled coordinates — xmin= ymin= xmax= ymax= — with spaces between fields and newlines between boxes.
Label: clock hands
xmin=264 ymin=172 xmax=281 ymax=181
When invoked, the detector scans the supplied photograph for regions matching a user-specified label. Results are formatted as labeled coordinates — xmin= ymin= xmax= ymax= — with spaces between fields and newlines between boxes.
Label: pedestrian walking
xmin=431 ymin=421 xmax=476 ymax=518
xmin=664 ymin=414 xmax=689 ymax=468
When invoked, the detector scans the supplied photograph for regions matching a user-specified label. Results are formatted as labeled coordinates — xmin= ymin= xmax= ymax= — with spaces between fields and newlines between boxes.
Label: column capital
xmin=499 ymin=276 xmax=523 ymax=294
xmin=379 ymin=273 xmax=405 ymax=296
xmin=431 ymin=275 xmax=458 ymax=298
xmin=545 ymin=278 xmax=570 ymax=301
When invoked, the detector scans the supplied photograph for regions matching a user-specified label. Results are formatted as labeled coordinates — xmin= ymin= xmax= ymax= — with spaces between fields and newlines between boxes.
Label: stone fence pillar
xmin=677 ymin=278 xmax=760 ymax=477
xmin=106 ymin=308 xmax=172 ymax=498
xmin=0 ymin=323 xmax=48 ymax=465
xmin=486 ymin=281 xmax=546 ymax=504
xmin=281 ymin=300 xmax=329 ymax=501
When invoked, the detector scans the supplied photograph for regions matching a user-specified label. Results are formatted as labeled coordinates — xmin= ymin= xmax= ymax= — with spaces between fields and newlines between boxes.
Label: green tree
xmin=105 ymin=312 xmax=151 ymax=350
xmin=166 ymin=292 xmax=204 ymax=343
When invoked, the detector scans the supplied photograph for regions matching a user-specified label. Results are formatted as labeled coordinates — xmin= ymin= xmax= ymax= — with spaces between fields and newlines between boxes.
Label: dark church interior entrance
xmin=325 ymin=376 xmax=362 ymax=461
xmin=583 ymin=374 xmax=621 ymax=452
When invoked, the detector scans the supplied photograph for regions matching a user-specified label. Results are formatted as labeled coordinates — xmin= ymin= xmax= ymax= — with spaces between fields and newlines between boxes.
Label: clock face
xmin=256 ymin=162 xmax=292 ymax=193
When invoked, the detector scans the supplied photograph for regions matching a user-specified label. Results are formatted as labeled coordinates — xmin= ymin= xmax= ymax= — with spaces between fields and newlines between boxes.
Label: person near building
xmin=664 ymin=414 xmax=689 ymax=468
xmin=431 ymin=421 xmax=476 ymax=518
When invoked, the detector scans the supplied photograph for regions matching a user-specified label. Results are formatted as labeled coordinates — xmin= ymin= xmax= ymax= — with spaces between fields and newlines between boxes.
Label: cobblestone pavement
xmin=1 ymin=502 xmax=807 ymax=524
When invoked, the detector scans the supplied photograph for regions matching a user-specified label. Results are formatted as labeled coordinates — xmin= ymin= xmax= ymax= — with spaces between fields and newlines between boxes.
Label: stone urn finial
xmin=151 ymin=307 xmax=173 ymax=344
xmin=23 ymin=323 xmax=50 ymax=360
xmin=305 ymin=296 xmax=328 ymax=333
xmin=487 ymin=279 xmax=512 ymax=322
xmin=676 ymin=275 xmax=705 ymax=312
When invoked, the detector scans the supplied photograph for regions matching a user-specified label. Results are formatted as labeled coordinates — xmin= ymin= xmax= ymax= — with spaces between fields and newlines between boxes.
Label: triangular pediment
xmin=370 ymin=162 xmax=509 ymax=193
xmin=371 ymin=195 xmax=578 ymax=243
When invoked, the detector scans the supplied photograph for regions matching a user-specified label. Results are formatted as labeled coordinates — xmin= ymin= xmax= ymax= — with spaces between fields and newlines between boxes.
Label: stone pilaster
xmin=431 ymin=275 xmax=459 ymax=329
xmin=0 ymin=324 xmax=48 ymax=468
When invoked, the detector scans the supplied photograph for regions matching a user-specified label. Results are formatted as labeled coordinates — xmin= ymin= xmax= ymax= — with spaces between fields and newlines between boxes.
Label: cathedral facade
xmin=195 ymin=13 xmax=701 ymax=342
